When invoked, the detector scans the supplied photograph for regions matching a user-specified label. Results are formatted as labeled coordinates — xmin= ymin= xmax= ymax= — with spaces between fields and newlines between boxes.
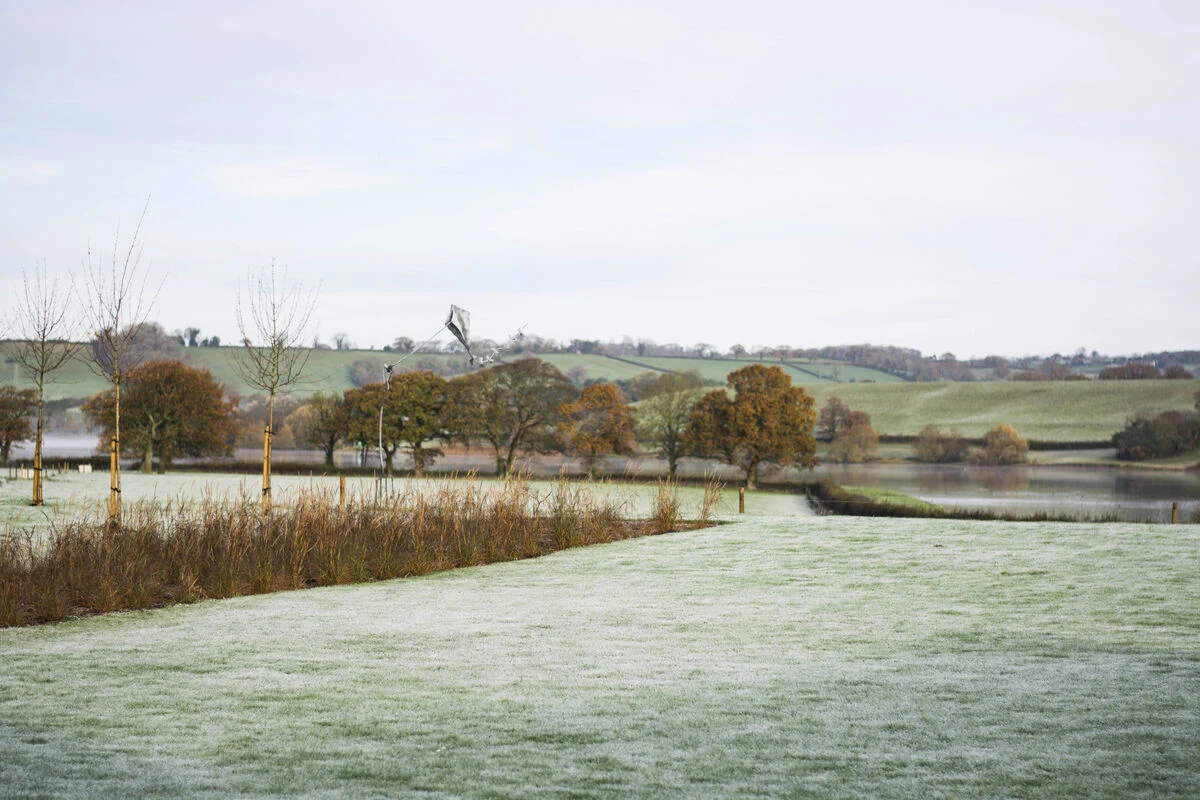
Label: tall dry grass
xmin=0 ymin=477 xmax=682 ymax=628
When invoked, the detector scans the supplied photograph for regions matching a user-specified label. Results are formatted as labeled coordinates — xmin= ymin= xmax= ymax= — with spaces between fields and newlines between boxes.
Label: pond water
xmin=812 ymin=462 xmax=1200 ymax=523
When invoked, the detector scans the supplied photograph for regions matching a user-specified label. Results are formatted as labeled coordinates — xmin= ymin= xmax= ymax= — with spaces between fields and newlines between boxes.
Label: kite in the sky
xmin=376 ymin=305 xmax=524 ymax=473
xmin=445 ymin=305 xmax=473 ymax=363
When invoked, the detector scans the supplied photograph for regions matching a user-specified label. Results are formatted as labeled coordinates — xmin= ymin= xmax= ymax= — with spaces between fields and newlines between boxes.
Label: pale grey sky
xmin=1 ymin=0 xmax=1197 ymax=357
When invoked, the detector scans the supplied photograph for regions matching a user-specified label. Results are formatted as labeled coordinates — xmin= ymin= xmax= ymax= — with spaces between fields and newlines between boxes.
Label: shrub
xmin=827 ymin=411 xmax=879 ymax=463
xmin=914 ymin=424 xmax=968 ymax=463
xmin=968 ymin=424 xmax=1029 ymax=465
xmin=1112 ymin=410 xmax=1200 ymax=461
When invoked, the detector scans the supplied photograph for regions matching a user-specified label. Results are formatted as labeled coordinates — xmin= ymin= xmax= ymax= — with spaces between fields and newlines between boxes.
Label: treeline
xmin=64 ymin=361 xmax=826 ymax=488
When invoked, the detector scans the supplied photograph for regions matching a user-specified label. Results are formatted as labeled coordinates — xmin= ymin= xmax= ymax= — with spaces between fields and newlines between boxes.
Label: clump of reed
xmin=0 ymin=476 xmax=668 ymax=628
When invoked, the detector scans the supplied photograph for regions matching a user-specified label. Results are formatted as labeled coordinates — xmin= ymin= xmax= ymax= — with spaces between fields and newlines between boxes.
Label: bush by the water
xmin=968 ymin=424 xmax=1029 ymax=465
xmin=913 ymin=424 xmax=968 ymax=462
xmin=1112 ymin=409 xmax=1200 ymax=461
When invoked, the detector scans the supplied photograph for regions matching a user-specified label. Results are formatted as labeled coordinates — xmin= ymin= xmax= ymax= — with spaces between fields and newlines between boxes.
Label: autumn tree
xmin=287 ymin=391 xmax=349 ymax=467
xmin=684 ymin=364 xmax=818 ymax=488
xmin=556 ymin=382 xmax=637 ymax=477
xmin=233 ymin=394 xmax=303 ymax=450
xmin=816 ymin=396 xmax=852 ymax=441
xmin=827 ymin=410 xmax=879 ymax=463
xmin=968 ymin=424 xmax=1029 ymax=465
xmin=914 ymin=424 xmax=968 ymax=463
xmin=83 ymin=360 xmax=237 ymax=473
xmin=634 ymin=371 xmax=705 ymax=476
xmin=81 ymin=201 xmax=159 ymax=521
xmin=8 ymin=261 xmax=80 ymax=503
xmin=443 ymin=359 xmax=576 ymax=477
xmin=235 ymin=261 xmax=317 ymax=512
xmin=681 ymin=390 xmax=737 ymax=467
xmin=0 ymin=387 xmax=36 ymax=464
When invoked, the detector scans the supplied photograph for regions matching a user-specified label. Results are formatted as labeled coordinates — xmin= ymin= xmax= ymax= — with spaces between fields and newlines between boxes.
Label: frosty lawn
xmin=2 ymin=515 xmax=1198 ymax=798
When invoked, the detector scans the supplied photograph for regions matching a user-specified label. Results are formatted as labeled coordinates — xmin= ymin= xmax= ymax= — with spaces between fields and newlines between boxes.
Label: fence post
xmin=1172 ymin=502 xmax=1179 ymax=524
xmin=340 ymin=475 xmax=346 ymax=510
xmin=739 ymin=487 xmax=745 ymax=514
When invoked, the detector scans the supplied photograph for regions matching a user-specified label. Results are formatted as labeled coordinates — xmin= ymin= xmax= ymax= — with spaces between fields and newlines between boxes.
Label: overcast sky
xmin=1 ymin=0 xmax=1197 ymax=358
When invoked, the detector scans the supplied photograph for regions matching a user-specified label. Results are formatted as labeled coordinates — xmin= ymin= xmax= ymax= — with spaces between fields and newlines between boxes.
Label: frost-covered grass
xmin=0 ymin=471 xmax=800 ymax=538
xmin=1 ymin=516 xmax=1197 ymax=798
xmin=1 ymin=476 xmax=718 ymax=627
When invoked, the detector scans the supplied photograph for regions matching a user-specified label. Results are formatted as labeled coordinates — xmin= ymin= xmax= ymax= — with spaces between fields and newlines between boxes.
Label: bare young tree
xmin=9 ymin=261 xmax=80 ymax=505
xmin=81 ymin=201 xmax=159 ymax=523
xmin=235 ymin=261 xmax=317 ymax=513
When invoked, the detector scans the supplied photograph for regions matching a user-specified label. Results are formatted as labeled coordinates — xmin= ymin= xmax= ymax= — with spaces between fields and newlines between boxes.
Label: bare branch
xmin=10 ymin=260 xmax=81 ymax=389
xmin=81 ymin=197 xmax=163 ymax=383
xmin=234 ymin=259 xmax=319 ymax=395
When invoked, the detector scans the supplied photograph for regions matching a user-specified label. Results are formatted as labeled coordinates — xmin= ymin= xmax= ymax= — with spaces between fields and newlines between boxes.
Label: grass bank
xmin=802 ymin=478 xmax=1148 ymax=523
xmin=1 ymin=515 xmax=1197 ymax=797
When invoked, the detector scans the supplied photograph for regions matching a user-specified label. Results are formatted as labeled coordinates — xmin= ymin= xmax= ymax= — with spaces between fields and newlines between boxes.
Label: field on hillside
xmin=805 ymin=379 xmax=1200 ymax=441
xmin=2 ymin=513 xmax=1197 ymax=798
xmin=530 ymin=354 xmax=657 ymax=383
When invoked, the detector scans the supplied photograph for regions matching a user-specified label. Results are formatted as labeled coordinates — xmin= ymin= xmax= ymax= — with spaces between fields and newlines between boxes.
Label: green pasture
xmin=527 ymin=354 xmax=655 ymax=383
xmin=841 ymin=485 xmax=943 ymax=512
xmin=2 ymin=508 xmax=1197 ymax=798
xmin=805 ymin=379 xmax=1200 ymax=441
xmin=784 ymin=359 xmax=909 ymax=384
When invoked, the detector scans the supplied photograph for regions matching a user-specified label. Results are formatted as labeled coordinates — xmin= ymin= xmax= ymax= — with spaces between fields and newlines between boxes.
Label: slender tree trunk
xmin=32 ymin=388 xmax=45 ymax=506
xmin=262 ymin=391 xmax=275 ymax=514
xmin=745 ymin=460 xmax=758 ymax=490
xmin=111 ymin=379 xmax=122 ymax=523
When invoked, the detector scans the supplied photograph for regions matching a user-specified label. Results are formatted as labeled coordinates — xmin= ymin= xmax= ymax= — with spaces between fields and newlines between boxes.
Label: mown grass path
xmin=2 ymin=516 xmax=1198 ymax=798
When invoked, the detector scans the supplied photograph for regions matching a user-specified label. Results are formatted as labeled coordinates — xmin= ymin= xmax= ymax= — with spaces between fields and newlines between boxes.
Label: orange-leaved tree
xmin=968 ymin=424 xmax=1029 ymax=465
xmin=556 ymin=382 xmax=637 ymax=478
xmin=827 ymin=410 xmax=879 ymax=463
xmin=684 ymin=364 xmax=818 ymax=488
xmin=83 ymin=360 xmax=237 ymax=473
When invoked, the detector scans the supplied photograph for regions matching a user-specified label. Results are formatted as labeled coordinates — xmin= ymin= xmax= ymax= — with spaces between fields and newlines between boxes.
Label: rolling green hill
xmin=804 ymin=379 xmax=1200 ymax=442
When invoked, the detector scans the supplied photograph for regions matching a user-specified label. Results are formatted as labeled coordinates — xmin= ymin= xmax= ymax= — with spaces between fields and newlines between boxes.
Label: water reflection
xmin=815 ymin=462 xmax=1199 ymax=522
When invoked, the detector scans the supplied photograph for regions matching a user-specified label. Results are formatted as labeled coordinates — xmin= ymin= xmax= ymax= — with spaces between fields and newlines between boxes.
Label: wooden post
xmin=1172 ymin=502 xmax=1178 ymax=524
xmin=739 ymin=487 xmax=745 ymax=514
xmin=261 ymin=425 xmax=272 ymax=515
xmin=108 ymin=436 xmax=119 ymax=522
xmin=339 ymin=475 xmax=346 ymax=510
